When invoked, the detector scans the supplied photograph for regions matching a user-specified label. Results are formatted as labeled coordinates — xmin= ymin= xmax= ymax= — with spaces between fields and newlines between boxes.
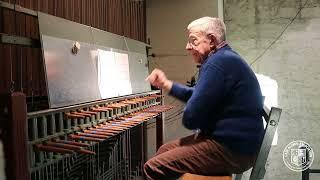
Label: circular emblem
xmin=283 ymin=140 xmax=314 ymax=172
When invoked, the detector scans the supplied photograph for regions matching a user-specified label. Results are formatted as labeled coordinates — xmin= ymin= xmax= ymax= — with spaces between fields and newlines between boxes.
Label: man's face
xmin=186 ymin=28 xmax=213 ymax=64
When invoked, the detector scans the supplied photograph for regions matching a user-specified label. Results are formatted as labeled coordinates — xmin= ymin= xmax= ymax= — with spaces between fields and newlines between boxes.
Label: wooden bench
xmin=181 ymin=173 xmax=231 ymax=180
xmin=181 ymin=105 xmax=282 ymax=180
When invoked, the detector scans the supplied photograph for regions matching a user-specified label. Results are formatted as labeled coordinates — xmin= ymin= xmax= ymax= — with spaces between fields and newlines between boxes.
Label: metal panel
xmin=41 ymin=35 xmax=101 ymax=108
xmin=125 ymin=37 xmax=148 ymax=54
xmin=92 ymin=27 xmax=148 ymax=54
xmin=38 ymin=12 xmax=150 ymax=108
xmin=38 ymin=12 xmax=93 ymax=44
xmin=92 ymin=28 xmax=127 ymax=51
xmin=129 ymin=51 xmax=150 ymax=93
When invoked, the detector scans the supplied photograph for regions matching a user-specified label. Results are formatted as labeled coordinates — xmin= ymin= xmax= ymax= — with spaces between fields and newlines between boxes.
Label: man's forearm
xmin=163 ymin=80 xmax=173 ymax=92
xmin=169 ymin=83 xmax=194 ymax=102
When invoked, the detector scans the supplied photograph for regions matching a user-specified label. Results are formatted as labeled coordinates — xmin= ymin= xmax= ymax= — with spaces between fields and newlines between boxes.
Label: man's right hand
xmin=146 ymin=68 xmax=173 ymax=92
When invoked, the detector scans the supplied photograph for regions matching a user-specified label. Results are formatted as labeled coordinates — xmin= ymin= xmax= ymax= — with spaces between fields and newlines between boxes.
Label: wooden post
xmin=155 ymin=114 xmax=164 ymax=150
xmin=156 ymin=90 xmax=164 ymax=150
xmin=0 ymin=92 xmax=30 ymax=180
xmin=142 ymin=122 xmax=148 ymax=162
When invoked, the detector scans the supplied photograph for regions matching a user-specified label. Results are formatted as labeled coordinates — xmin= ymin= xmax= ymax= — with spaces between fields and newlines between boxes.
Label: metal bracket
xmin=0 ymin=0 xmax=38 ymax=17
xmin=0 ymin=33 xmax=41 ymax=47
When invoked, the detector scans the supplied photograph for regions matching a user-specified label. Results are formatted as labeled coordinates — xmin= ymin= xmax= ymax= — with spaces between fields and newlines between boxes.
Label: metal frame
xmin=302 ymin=168 xmax=320 ymax=180
xmin=233 ymin=105 xmax=282 ymax=180
xmin=1 ymin=91 xmax=165 ymax=180
xmin=0 ymin=0 xmax=38 ymax=16
xmin=27 ymin=90 xmax=160 ymax=118
xmin=301 ymin=161 xmax=320 ymax=179
xmin=0 ymin=33 xmax=41 ymax=47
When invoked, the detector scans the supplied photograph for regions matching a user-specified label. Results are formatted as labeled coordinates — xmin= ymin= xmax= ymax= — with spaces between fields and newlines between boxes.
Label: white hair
xmin=187 ymin=17 xmax=226 ymax=43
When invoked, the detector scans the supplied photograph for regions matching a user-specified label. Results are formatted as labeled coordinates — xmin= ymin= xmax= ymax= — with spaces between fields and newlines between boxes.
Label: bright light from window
xmin=256 ymin=73 xmax=279 ymax=146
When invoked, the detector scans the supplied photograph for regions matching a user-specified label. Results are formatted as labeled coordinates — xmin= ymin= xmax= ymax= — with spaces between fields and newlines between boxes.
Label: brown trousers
xmin=143 ymin=134 xmax=256 ymax=180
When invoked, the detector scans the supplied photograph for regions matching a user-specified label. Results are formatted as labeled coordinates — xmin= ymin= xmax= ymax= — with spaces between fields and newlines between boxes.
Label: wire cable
xmin=249 ymin=0 xmax=310 ymax=66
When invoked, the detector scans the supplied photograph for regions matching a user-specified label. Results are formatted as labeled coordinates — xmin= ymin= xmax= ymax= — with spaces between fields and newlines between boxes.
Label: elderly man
xmin=144 ymin=17 xmax=264 ymax=179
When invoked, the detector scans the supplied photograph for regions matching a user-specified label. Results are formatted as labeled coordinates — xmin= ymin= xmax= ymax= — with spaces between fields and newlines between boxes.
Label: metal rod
xmin=69 ymin=134 xmax=104 ymax=142
xmin=35 ymin=144 xmax=74 ymax=154
xmin=310 ymin=169 xmax=320 ymax=173
xmin=54 ymin=139 xmax=90 ymax=147
xmin=28 ymin=91 xmax=161 ymax=118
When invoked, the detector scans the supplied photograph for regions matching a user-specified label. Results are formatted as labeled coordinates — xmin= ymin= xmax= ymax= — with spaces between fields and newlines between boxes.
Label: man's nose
xmin=186 ymin=42 xmax=192 ymax=50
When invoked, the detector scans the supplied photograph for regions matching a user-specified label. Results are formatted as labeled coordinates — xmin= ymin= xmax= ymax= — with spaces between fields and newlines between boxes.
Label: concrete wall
xmin=224 ymin=0 xmax=320 ymax=179
xmin=145 ymin=0 xmax=219 ymax=158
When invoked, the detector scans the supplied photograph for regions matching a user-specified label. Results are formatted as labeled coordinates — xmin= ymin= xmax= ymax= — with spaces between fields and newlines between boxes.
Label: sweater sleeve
xmin=182 ymin=65 xmax=225 ymax=130
xmin=169 ymin=83 xmax=194 ymax=102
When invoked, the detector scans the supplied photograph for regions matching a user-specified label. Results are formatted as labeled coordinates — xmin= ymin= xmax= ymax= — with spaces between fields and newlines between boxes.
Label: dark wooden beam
xmin=0 ymin=92 xmax=30 ymax=180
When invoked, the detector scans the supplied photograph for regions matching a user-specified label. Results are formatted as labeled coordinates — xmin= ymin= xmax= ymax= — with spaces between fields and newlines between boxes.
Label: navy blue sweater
xmin=169 ymin=45 xmax=264 ymax=155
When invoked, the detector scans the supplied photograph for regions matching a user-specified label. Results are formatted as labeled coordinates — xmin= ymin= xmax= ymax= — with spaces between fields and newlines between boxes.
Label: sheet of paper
xmin=114 ymin=52 xmax=132 ymax=96
xmin=97 ymin=49 xmax=118 ymax=98
xmin=97 ymin=49 xmax=132 ymax=98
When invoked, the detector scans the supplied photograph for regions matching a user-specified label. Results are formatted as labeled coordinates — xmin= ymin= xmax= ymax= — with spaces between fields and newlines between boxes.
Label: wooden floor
xmin=181 ymin=173 xmax=232 ymax=180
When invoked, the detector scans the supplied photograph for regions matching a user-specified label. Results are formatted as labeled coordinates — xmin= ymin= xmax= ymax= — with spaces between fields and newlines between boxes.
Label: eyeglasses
xmin=187 ymin=37 xmax=201 ymax=47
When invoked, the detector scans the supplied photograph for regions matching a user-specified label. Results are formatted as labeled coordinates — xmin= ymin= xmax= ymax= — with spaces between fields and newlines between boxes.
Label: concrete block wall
xmin=224 ymin=0 xmax=320 ymax=179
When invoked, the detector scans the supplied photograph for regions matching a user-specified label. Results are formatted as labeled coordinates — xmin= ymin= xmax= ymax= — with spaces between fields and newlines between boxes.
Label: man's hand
xmin=146 ymin=69 xmax=173 ymax=92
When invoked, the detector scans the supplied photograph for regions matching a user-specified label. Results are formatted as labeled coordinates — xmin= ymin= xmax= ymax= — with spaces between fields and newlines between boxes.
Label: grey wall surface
xmin=224 ymin=0 xmax=320 ymax=179
xmin=145 ymin=0 xmax=219 ymax=158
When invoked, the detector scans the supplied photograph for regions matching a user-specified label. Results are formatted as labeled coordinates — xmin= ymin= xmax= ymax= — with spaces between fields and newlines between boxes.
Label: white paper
xmin=97 ymin=49 xmax=117 ymax=98
xmin=114 ymin=52 xmax=132 ymax=96
xmin=97 ymin=49 xmax=132 ymax=99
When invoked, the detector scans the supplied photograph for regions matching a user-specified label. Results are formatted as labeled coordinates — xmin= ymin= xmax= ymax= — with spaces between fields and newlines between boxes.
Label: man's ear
xmin=208 ymin=34 xmax=218 ymax=48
